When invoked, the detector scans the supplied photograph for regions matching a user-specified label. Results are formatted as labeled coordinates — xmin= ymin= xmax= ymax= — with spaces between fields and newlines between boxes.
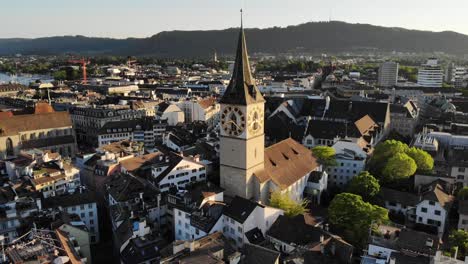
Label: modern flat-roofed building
xmin=418 ymin=59 xmax=443 ymax=88
xmin=378 ymin=61 xmax=399 ymax=87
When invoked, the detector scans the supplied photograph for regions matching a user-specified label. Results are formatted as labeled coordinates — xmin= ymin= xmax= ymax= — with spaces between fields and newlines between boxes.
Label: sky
xmin=2 ymin=0 xmax=468 ymax=38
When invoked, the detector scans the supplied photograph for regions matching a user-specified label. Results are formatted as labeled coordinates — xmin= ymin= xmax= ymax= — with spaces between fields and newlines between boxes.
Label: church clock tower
xmin=219 ymin=16 xmax=265 ymax=199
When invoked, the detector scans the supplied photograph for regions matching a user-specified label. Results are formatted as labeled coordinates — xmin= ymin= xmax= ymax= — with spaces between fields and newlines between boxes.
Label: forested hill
xmin=1 ymin=21 xmax=468 ymax=57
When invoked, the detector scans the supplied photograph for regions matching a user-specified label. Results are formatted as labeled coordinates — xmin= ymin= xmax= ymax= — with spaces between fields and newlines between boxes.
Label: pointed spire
xmin=220 ymin=11 xmax=264 ymax=105
xmin=240 ymin=9 xmax=243 ymax=29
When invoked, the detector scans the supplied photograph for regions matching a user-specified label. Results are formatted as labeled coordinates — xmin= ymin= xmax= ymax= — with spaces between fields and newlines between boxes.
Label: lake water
xmin=0 ymin=72 xmax=53 ymax=85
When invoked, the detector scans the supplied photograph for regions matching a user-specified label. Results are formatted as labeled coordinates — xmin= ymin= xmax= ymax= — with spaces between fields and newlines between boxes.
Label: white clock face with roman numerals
xmin=221 ymin=106 xmax=245 ymax=136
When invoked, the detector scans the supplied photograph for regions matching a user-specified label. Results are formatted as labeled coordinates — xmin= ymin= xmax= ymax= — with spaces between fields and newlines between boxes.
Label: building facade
xmin=418 ymin=59 xmax=443 ymax=88
xmin=378 ymin=61 xmax=399 ymax=87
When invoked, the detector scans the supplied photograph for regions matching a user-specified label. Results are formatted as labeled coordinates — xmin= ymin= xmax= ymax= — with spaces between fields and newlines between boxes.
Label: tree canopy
xmin=346 ymin=171 xmax=380 ymax=201
xmin=406 ymin=147 xmax=434 ymax=173
xmin=382 ymin=153 xmax=417 ymax=182
xmin=270 ymin=191 xmax=309 ymax=217
xmin=329 ymin=193 xmax=388 ymax=247
xmin=449 ymin=229 xmax=468 ymax=259
xmin=312 ymin=146 xmax=337 ymax=167
xmin=368 ymin=140 xmax=433 ymax=182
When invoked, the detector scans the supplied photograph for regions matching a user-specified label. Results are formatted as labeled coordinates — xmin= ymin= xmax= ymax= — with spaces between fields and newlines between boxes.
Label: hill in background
xmin=1 ymin=21 xmax=468 ymax=57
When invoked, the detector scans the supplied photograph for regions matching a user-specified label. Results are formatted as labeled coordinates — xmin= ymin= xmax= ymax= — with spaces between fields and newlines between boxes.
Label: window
xmin=90 ymin=220 xmax=94 ymax=225
xmin=237 ymin=226 xmax=242 ymax=233
xmin=80 ymin=205 xmax=85 ymax=210
xmin=237 ymin=237 xmax=243 ymax=243
xmin=199 ymin=174 xmax=206 ymax=179
xmin=458 ymin=175 xmax=465 ymax=180
xmin=89 ymin=212 xmax=94 ymax=217
xmin=428 ymin=201 xmax=435 ymax=206
xmin=230 ymin=227 xmax=235 ymax=234
xmin=459 ymin=168 xmax=466 ymax=173
xmin=421 ymin=207 xmax=428 ymax=213
xmin=185 ymin=223 xmax=189 ymax=229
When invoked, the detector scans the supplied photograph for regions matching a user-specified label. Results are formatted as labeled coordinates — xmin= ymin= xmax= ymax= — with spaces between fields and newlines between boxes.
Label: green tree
xmin=368 ymin=140 xmax=410 ymax=175
xmin=269 ymin=191 xmax=309 ymax=217
xmin=406 ymin=147 xmax=434 ymax=173
xmin=449 ymin=229 xmax=468 ymax=258
xmin=347 ymin=171 xmax=380 ymax=201
xmin=329 ymin=193 xmax=388 ymax=247
xmin=382 ymin=153 xmax=417 ymax=182
xmin=53 ymin=70 xmax=67 ymax=80
xmin=312 ymin=146 xmax=337 ymax=167
xmin=458 ymin=187 xmax=468 ymax=200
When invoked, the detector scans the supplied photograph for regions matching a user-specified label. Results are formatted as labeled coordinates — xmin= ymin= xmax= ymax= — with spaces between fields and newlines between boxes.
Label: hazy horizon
xmin=3 ymin=0 xmax=468 ymax=39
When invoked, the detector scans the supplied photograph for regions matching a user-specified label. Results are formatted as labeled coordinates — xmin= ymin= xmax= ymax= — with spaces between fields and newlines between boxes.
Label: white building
xmin=171 ymin=190 xmax=284 ymax=249
xmin=326 ymin=140 xmax=367 ymax=188
xmin=378 ymin=62 xmax=399 ymax=87
xmin=155 ymin=102 xmax=185 ymax=126
xmin=177 ymin=98 xmax=220 ymax=128
xmin=172 ymin=183 xmax=225 ymax=241
xmin=119 ymin=152 xmax=207 ymax=193
xmin=379 ymin=181 xmax=454 ymax=236
xmin=43 ymin=191 xmax=100 ymax=243
xmin=418 ymin=59 xmax=443 ymax=88
xmin=222 ymin=196 xmax=283 ymax=248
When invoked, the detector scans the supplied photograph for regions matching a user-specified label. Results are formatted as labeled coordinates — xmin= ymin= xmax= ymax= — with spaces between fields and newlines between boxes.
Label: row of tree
xmin=368 ymin=140 xmax=434 ymax=183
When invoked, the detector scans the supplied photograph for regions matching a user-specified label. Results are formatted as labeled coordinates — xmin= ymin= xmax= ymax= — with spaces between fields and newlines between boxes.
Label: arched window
xmin=6 ymin=138 xmax=14 ymax=156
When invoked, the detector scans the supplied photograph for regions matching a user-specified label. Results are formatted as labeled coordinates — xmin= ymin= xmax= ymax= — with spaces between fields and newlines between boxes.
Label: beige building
xmin=0 ymin=103 xmax=77 ymax=159
xmin=177 ymin=97 xmax=220 ymax=128
xmin=219 ymin=25 xmax=320 ymax=203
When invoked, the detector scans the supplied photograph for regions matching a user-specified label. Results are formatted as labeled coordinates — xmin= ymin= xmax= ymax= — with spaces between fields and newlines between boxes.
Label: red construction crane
xmin=68 ymin=58 xmax=90 ymax=84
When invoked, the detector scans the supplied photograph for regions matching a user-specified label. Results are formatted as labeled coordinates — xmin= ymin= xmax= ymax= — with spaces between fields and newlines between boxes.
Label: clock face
xmin=248 ymin=107 xmax=264 ymax=135
xmin=221 ymin=106 xmax=245 ymax=136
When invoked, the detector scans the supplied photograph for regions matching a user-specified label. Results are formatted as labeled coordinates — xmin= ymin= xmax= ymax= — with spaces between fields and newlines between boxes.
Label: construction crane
xmin=68 ymin=58 xmax=90 ymax=84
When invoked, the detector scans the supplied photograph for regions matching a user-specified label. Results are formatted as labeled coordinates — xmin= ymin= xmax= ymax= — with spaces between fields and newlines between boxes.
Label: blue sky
xmin=3 ymin=0 xmax=468 ymax=38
